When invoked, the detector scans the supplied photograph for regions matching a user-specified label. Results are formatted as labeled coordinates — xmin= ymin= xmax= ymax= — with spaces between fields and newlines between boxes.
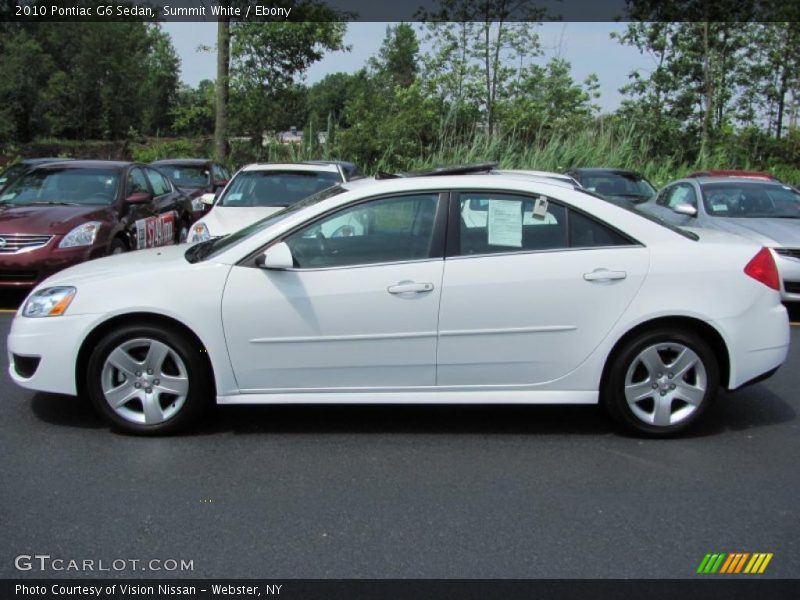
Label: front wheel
xmin=86 ymin=323 xmax=211 ymax=435
xmin=602 ymin=328 xmax=720 ymax=437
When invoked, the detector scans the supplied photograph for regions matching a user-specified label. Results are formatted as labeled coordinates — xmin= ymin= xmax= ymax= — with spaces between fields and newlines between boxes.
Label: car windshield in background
xmin=186 ymin=184 xmax=347 ymax=263
xmin=162 ymin=165 xmax=209 ymax=188
xmin=701 ymin=182 xmax=800 ymax=218
xmin=218 ymin=171 xmax=341 ymax=208
xmin=0 ymin=168 xmax=120 ymax=206
xmin=582 ymin=174 xmax=656 ymax=198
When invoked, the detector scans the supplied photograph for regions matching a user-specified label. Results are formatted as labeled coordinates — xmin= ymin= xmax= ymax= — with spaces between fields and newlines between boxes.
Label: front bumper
xmin=7 ymin=312 xmax=101 ymax=395
xmin=0 ymin=237 xmax=107 ymax=288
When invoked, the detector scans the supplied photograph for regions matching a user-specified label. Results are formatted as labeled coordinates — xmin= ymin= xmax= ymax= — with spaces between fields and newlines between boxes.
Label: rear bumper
xmin=0 ymin=238 xmax=107 ymax=287
xmin=713 ymin=299 xmax=790 ymax=390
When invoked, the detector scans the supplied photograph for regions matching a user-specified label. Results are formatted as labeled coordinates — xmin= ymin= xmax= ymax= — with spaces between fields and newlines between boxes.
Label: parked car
xmin=8 ymin=172 xmax=788 ymax=436
xmin=0 ymin=160 xmax=194 ymax=287
xmin=565 ymin=168 xmax=657 ymax=207
xmin=186 ymin=162 xmax=347 ymax=243
xmin=0 ymin=158 xmax=73 ymax=191
xmin=149 ymin=158 xmax=231 ymax=220
xmin=687 ymin=170 xmax=779 ymax=182
xmin=637 ymin=176 xmax=800 ymax=301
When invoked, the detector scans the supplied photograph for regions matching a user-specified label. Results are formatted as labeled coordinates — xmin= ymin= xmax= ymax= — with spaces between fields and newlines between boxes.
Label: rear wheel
xmin=86 ymin=323 xmax=211 ymax=435
xmin=602 ymin=328 xmax=720 ymax=437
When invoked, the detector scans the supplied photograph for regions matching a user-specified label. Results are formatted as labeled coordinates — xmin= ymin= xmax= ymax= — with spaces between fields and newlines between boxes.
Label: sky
xmin=161 ymin=22 xmax=655 ymax=113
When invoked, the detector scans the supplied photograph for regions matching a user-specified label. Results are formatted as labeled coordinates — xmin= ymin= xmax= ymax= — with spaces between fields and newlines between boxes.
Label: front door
xmin=222 ymin=192 xmax=446 ymax=392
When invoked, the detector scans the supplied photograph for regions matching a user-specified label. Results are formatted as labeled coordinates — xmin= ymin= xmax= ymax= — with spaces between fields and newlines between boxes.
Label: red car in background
xmin=0 ymin=160 xmax=195 ymax=287
xmin=150 ymin=158 xmax=230 ymax=220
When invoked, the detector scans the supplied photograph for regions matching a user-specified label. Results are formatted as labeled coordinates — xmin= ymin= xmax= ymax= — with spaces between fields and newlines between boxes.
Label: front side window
xmin=218 ymin=170 xmax=341 ymax=208
xmin=128 ymin=168 xmax=149 ymax=195
xmin=664 ymin=184 xmax=697 ymax=210
xmin=0 ymin=168 xmax=120 ymax=206
xmin=284 ymin=194 xmax=440 ymax=269
xmin=456 ymin=192 xmax=631 ymax=256
xmin=146 ymin=168 xmax=171 ymax=196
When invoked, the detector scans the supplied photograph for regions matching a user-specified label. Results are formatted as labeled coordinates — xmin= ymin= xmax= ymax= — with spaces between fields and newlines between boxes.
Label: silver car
xmin=638 ymin=176 xmax=800 ymax=301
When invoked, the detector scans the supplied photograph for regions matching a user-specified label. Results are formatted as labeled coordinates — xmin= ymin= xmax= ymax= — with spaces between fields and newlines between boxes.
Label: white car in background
xmin=8 ymin=168 xmax=789 ymax=437
xmin=186 ymin=162 xmax=348 ymax=243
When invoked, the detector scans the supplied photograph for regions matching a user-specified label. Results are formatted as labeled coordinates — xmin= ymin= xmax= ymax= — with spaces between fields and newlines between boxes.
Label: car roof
xmin=340 ymin=174 xmax=577 ymax=196
xmin=688 ymin=169 xmax=776 ymax=180
xmin=240 ymin=162 xmax=341 ymax=173
xmin=19 ymin=157 xmax=73 ymax=165
xmin=569 ymin=167 xmax=645 ymax=177
xmin=33 ymin=160 xmax=132 ymax=170
xmin=151 ymin=158 xmax=211 ymax=167
xmin=688 ymin=176 xmax=789 ymax=186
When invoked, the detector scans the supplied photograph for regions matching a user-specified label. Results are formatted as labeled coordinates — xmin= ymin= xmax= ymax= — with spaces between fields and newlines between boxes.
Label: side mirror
xmin=257 ymin=242 xmax=294 ymax=270
xmin=126 ymin=191 xmax=152 ymax=204
xmin=200 ymin=192 xmax=216 ymax=206
xmin=672 ymin=203 xmax=697 ymax=217
xmin=215 ymin=179 xmax=228 ymax=189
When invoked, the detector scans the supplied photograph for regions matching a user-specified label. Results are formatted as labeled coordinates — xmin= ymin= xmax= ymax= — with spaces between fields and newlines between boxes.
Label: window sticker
xmin=1 ymin=193 xmax=16 ymax=201
xmin=487 ymin=199 xmax=522 ymax=247
xmin=711 ymin=203 xmax=728 ymax=212
xmin=532 ymin=196 xmax=549 ymax=220
xmin=226 ymin=192 xmax=243 ymax=202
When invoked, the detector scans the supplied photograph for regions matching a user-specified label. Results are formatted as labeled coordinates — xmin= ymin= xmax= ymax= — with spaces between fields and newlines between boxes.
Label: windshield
xmin=701 ymin=182 xmax=800 ymax=218
xmin=159 ymin=165 xmax=210 ymax=188
xmin=217 ymin=170 xmax=341 ymax=208
xmin=580 ymin=173 xmax=656 ymax=199
xmin=0 ymin=163 xmax=29 ymax=190
xmin=186 ymin=185 xmax=347 ymax=263
xmin=0 ymin=168 xmax=120 ymax=206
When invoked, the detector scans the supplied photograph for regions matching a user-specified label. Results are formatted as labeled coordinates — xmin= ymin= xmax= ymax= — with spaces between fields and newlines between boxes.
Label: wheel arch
xmin=599 ymin=316 xmax=731 ymax=400
xmin=75 ymin=312 xmax=216 ymax=397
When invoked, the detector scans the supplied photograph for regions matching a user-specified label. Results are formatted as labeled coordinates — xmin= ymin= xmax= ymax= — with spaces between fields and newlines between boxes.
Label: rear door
xmin=437 ymin=191 xmax=650 ymax=386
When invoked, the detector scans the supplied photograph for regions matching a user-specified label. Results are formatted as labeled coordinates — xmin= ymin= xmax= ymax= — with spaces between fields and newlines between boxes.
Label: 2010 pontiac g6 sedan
xmin=7 ymin=174 xmax=790 ymax=436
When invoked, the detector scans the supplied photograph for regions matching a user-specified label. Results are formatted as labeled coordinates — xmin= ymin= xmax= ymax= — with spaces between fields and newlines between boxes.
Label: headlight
xmin=22 ymin=286 xmax=77 ymax=318
xmin=59 ymin=221 xmax=101 ymax=248
xmin=188 ymin=222 xmax=210 ymax=243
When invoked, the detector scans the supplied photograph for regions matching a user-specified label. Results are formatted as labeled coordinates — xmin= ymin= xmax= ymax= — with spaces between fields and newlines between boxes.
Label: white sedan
xmin=186 ymin=162 xmax=346 ymax=243
xmin=7 ymin=175 xmax=790 ymax=436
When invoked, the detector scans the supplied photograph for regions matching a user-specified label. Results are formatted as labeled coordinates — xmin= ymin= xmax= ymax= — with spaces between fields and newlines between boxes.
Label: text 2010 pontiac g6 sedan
xmin=7 ymin=175 xmax=790 ymax=436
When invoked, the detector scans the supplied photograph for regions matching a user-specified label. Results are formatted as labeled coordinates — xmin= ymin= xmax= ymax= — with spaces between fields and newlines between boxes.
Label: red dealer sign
xmin=135 ymin=212 xmax=176 ymax=250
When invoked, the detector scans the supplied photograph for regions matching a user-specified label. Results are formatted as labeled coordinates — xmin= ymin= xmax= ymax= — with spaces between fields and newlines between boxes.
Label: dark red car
xmin=149 ymin=158 xmax=230 ymax=220
xmin=688 ymin=169 xmax=779 ymax=182
xmin=0 ymin=160 xmax=195 ymax=288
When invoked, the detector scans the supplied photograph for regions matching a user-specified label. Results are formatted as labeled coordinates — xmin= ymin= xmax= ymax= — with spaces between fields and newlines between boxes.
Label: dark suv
xmin=0 ymin=160 xmax=194 ymax=287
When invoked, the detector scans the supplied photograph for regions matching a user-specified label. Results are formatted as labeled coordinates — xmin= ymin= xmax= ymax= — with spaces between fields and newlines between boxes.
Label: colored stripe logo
xmin=697 ymin=553 xmax=773 ymax=574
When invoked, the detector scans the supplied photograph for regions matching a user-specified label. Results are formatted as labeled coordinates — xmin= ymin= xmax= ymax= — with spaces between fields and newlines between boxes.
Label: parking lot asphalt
xmin=1 ymin=303 xmax=798 ymax=579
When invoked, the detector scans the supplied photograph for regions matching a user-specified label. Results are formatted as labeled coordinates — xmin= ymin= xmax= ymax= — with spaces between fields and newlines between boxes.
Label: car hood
xmin=708 ymin=217 xmax=800 ymax=247
xmin=43 ymin=244 xmax=191 ymax=287
xmin=0 ymin=204 xmax=116 ymax=235
xmin=198 ymin=205 xmax=285 ymax=237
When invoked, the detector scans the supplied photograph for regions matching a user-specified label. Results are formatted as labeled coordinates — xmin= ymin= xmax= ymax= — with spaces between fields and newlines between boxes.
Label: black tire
xmin=85 ymin=323 xmax=212 ymax=435
xmin=602 ymin=327 xmax=720 ymax=437
xmin=109 ymin=237 xmax=128 ymax=255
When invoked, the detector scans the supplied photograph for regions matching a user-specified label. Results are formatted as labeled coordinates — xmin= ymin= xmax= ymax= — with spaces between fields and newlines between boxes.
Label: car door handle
xmin=387 ymin=282 xmax=434 ymax=294
xmin=583 ymin=269 xmax=627 ymax=282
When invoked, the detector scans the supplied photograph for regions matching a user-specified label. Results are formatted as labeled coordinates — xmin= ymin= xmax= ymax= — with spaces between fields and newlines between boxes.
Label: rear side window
xmin=454 ymin=192 xmax=632 ymax=256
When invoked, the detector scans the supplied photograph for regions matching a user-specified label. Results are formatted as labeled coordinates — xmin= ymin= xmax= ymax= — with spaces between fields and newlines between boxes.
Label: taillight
xmin=744 ymin=247 xmax=780 ymax=290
